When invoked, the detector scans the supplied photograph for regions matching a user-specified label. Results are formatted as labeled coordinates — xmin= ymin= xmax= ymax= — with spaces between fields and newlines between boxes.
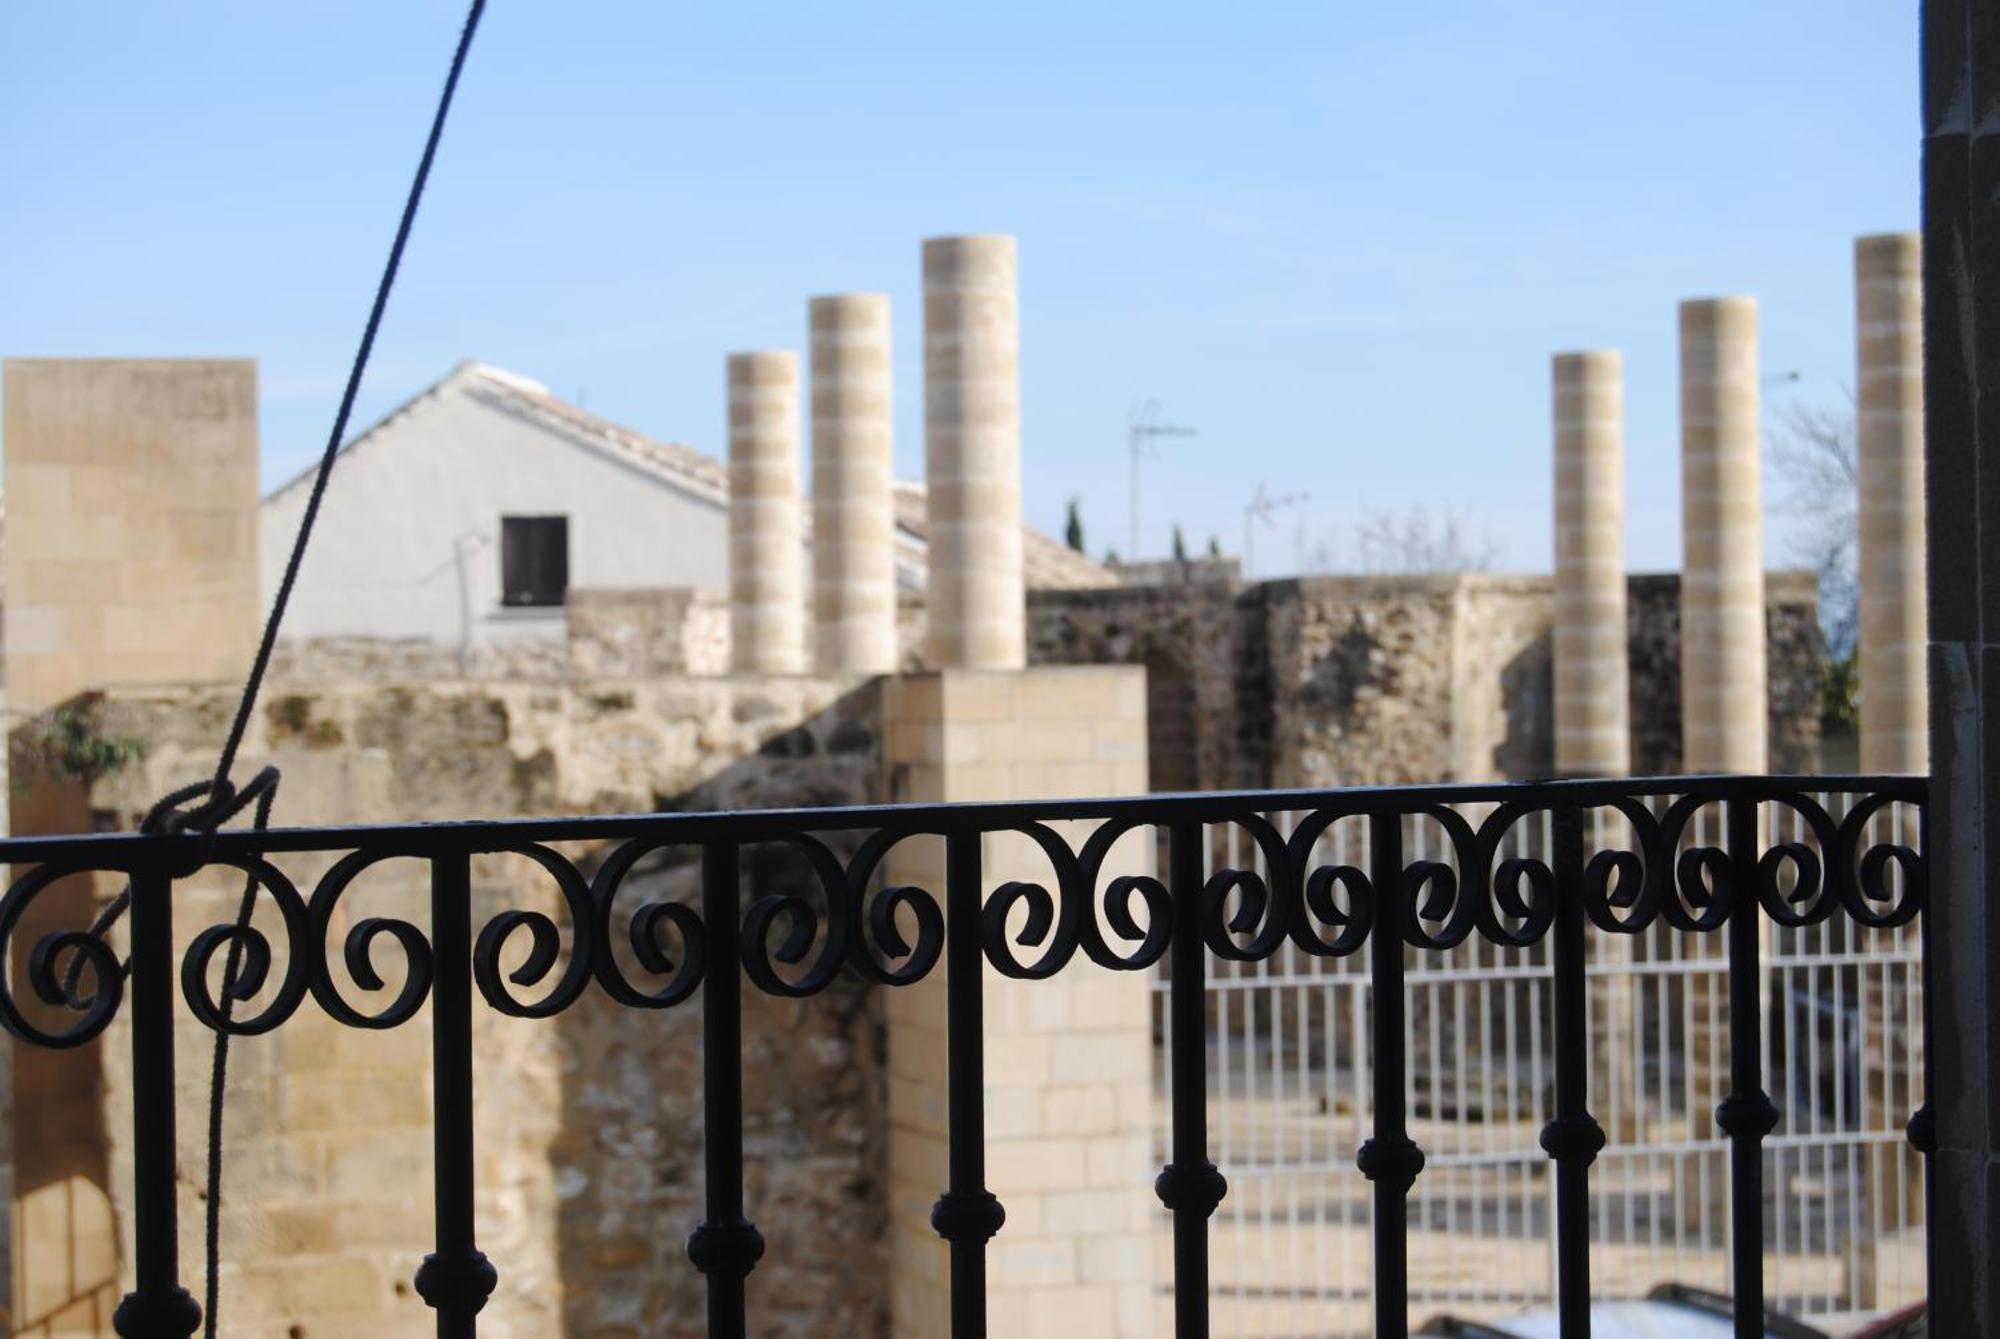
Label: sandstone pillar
xmin=810 ymin=294 xmax=899 ymax=675
xmin=1552 ymin=350 xmax=1632 ymax=777
xmin=922 ymin=235 xmax=1025 ymax=669
xmin=2 ymin=358 xmax=261 ymax=1333
xmin=1678 ymin=298 xmax=1768 ymax=773
xmin=728 ymin=351 xmax=805 ymax=675
xmin=1855 ymin=233 xmax=1928 ymax=774
xmin=884 ymin=667 xmax=1156 ymax=1337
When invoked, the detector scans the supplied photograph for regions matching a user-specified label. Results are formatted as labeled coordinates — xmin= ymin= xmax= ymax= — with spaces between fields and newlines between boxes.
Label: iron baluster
xmin=687 ymin=842 xmax=764 ymax=1337
xmin=1357 ymin=809 xmax=1423 ymax=1339
xmin=930 ymin=829 xmax=1005 ymax=1336
xmin=1156 ymin=820 xmax=1223 ymax=1339
xmin=1717 ymin=797 xmax=1779 ymax=1339
xmin=1542 ymin=805 xmax=1605 ymax=1337
xmin=112 ymin=863 xmax=202 ymax=1339
xmin=413 ymin=852 xmax=497 ymax=1335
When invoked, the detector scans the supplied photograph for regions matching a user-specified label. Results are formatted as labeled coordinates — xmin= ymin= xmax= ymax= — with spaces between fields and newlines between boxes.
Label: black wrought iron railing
xmin=0 ymin=774 xmax=1927 ymax=1339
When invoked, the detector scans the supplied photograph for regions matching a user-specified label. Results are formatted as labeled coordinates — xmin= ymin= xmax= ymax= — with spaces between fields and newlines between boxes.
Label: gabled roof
xmin=262 ymin=360 xmax=725 ymax=508
xmin=265 ymin=361 xmax=1116 ymax=590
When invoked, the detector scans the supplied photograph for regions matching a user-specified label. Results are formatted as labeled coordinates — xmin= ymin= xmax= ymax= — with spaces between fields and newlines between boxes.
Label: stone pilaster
xmin=884 ymin=667 xmax=1155 ymax=1337
xmin=810 ymin=294 xmax=899 ymax=675
xmin=1856 ymin=233 xmax=1928 ymax=774
xmin=1552 ymin=350 xmax=1631 ymax=777
xmin=923 ymin=236 xmax=1025 ymax=670
xmin=3 ymin=357 xmax=262 ymax=1333
xmin=727 ymin=351 xmax=805 ymax=675
xmin=1678 ymin=298 xmax=1768 ymax=773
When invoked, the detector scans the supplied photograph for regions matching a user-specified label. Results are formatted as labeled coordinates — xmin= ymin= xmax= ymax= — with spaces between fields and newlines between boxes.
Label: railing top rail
xmin=0 ymin=772 xmax=1925 ymax=865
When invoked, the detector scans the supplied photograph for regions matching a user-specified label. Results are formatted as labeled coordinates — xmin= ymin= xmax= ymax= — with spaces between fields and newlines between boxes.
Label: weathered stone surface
xmin=1028 ymin=570 xmax=1822 ymax=790
xmin=69 ymin=671 xmax=888 ymax=1338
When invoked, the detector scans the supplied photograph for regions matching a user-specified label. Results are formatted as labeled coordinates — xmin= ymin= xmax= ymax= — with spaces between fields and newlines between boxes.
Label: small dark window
xmin=500 ymin=515 xmax=568 ymax=607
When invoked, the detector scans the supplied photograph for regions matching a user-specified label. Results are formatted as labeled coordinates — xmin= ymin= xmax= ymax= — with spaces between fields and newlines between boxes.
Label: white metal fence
xmin=1152 ymin=793 xmax=1925 ymax=1336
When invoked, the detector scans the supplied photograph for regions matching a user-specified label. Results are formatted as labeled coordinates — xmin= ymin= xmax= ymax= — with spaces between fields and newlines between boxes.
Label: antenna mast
xmin=1128 ymin=398 xmax=1197 ymax=558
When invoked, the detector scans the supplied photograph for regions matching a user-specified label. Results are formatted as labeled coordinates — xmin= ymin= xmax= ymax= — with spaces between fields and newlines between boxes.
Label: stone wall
xmin=1026 ymin=570 xmax=1824 ymax=790
xmin=61 ymin=672 xmax=889 ymax=1338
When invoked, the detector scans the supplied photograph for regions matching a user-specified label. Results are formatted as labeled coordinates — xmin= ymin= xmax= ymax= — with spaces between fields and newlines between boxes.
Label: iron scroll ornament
xmin=0 ymin=777 xmax=1928 ymax=1045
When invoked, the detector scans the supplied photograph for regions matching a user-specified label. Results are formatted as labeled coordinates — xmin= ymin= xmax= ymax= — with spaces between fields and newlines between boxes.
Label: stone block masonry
xmin=1855 ymin=234 xmax=1927 ymax=774
xmin=1678 ymin=298 xmax=1768 ymax=773
xmin=1028 ymin=571 xmax=1823 ymax=794
xmin=3 ymin=357 xmax=261 ymax=1336
xmin=728 ymin=351 xmax=806 ymax=676
xmin=1552 ymin=350 xmax=1631 ymax=777
xmin=923 ymin=237 xmax=1025 ymax=670
xmin=882 ymin=667 xmax=1156 ymax=1337
xmin=811 ymin=294 xmax=899 ymax=676
xmin=61 ymin=672 xmax=889 ymax=1337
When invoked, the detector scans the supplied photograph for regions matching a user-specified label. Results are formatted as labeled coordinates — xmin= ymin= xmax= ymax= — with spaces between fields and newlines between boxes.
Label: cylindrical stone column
xmin=1855 ymin=233 xmax=1928 ymax=773
xmin=923 ymin=234 xmax=1025 ymax=669
xmin=1679 ymin=297 xmax=1768 ymax=772
xmin=810 ymin=293 xmax=898 ymax=675
xmin=1552 ymin=350 xmax=1631 ymax=777
xmin=728 ymin=350 xmax=805 ymax=674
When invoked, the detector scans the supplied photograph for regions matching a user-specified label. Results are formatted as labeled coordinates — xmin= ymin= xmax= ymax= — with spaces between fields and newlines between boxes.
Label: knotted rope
xmin=57 ymin=4 xmax=488 ymax=1332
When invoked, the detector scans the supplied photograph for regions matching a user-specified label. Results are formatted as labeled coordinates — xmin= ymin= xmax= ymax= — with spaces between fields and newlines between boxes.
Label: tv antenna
xmin=1243 ymin=482 xmax=1309 ymax=579
xmin=1128 ymin=398 xmax=1197 ymax=558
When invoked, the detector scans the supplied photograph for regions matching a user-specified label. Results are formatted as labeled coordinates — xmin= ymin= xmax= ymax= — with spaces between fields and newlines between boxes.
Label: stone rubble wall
xmin=70 ymin=673 xmax=889 ymax=1338
xmin=1029 ymin=569 xmax=1824 ymax=790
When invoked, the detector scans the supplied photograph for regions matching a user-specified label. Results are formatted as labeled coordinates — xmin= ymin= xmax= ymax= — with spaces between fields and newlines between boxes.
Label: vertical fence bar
xmin=1717 ymin=798 xmax=1778 ymax=1339
xmin=1358 ymin=810 xmax=1422 ymax=1339
xmin=931 ymin=829 xmax=1004 ymax=1336
xmin=414 ymin=851 xmax=497 ymax=1337
xmin=1156 ymin=820 xmax=1224 ymax=1339
xmin=687 ymin=842 xmax=763 ymax=1338
xmin=112 ymin=863 xmax=201 ymax=1339
xmin=1905 ymin=801 xmax=1935 ymax=1259
xmin=1542 ymin=805 xmax=1605 ymax=1337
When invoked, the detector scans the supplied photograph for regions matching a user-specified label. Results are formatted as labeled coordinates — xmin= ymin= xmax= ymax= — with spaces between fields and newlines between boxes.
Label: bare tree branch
xmin=1328 ymin=506 xmax=1501 ymax=575
xmin=1768 ymin=391 xmax=1859 ymax=659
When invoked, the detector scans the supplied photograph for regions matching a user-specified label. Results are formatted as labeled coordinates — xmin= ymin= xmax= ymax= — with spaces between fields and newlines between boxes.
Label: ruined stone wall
xmin=68 ymin=673 xmax=888 ymax=1338
xmin=1025 ymin=570 xmax=1823 ymax=791
xmin=1025 ymin=581 xmax=1253 ymax=791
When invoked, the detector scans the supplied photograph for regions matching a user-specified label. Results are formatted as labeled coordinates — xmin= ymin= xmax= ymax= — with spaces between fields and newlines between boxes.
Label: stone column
xmin=728 ymin=351 xmax=805 ymax=675
xmin=1678 ymin=297 xmax=1768 ymax=773
xmin=923 ymin=235 xmax=1025 ymax=669
xmin=810 ymin=294 xmax=899 ymax=675
xmin=1552 ymin=350 xmax=1632 ymax=777
xmin=1856 ymin=233 xmax=1928 ymax=773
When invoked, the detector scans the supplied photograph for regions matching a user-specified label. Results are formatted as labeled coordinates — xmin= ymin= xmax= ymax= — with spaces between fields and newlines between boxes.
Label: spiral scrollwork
xmin=586 ymin=838 xmax=706 ymax=1009
xmin=181 ymin=856 xmax=312 ymax=1035
xmin=0 ymin=777 xmax=1930 ymax=1045
xmin=1652 ymin=795 xmax=1734 ymax=933
xmin=739 ymin=833 xmax=860 ymax=998
xmin=1201 ymin=814 xmax=1293 ymax=961
xmin=305 ymin=849 xmax=435 ymax=1029
xmin=1465 ymin=802 xmax=1558 ymax=949
xmin=1833 ymin=792 xmax=1925 ymax=929
xmin=1578 ymin=798 xmax=1663 ymax=935
xmin=1397 ymin=806 xmax=1483 ymax=951
xmin=471 ymin=845 xmax=598 ymax=1019
xmin=978 ymin=823 xmax=1086 ymax=980
xmin=0 ymin=862 xmax=127 ymax=1048
xmin=840 ymin=829 xmax=944 ymax=987
xmin=1073 ymin=817 xmax=1172 ymax=972
xmin=1284 ymin=810 xmax=1373 ymax=958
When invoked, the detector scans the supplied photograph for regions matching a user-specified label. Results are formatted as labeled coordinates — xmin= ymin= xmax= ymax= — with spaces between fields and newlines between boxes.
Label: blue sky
xmin=2 ymin=2 xmax=1917 ymax=576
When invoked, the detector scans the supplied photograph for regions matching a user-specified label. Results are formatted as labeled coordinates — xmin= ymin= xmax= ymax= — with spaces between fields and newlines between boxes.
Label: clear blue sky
xmin=1 ymin=2 xmax=1917 ymax=576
